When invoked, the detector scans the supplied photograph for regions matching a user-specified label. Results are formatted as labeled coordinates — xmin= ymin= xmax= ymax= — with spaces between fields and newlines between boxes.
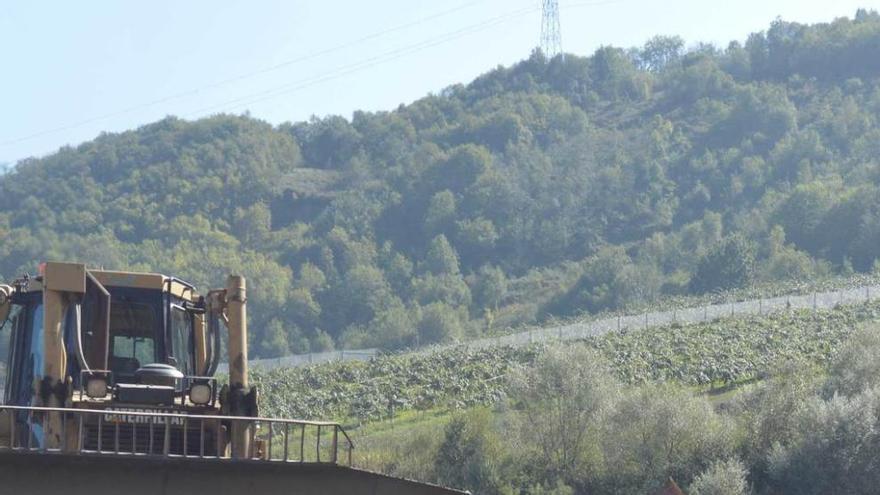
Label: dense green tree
xmin=596 ymin=385 xmax=734 ymax=493
xmin=233 ymin=202 xmax=272 ymax=246
xmin=423 ymin=235 xmax=461 ymax=276
xmin=454 ymin=217 xmax=498 ymax=267
xmin=310 ymin=329 xmax=335 ymax=352
xmin=260 ymin=319 xmax=290 ymax=358
xmin=689 ymin=458 xmax=750 ymax=495
xmin=509 ymin=346 xmax=618 ymax=487
xmin=691 ymin=236 xmax=757 ymax=293
xmin=426 ymin=144 xmax=492 ymax=194
xmin=771 ymin=181 xmax=838 ymax=253
xmin=412 ymin=273 xmax=471 ymax=308
xmin=434 ymin=410 xmax=505 ymax=495
xmin=322 ymin=265 xmax=396 ymax=335
xmin=295 ymin=262 xmax=327 ymax=291
xmin=591 ymin=46 xmax=645 ymax=99
xmin=638 ymin=35 xmax=685 ymax=72
xmin=369 ymin=302 xmax=417 ymax=349
xmin=287 ymin=116 xmax=362 ymax=169
xmin=417 ymin=303 xmax=463 ymax=344
xmin=424 ymin=190 xmax=456 ymax=236
xmin=472 ymin=265 xmax=507 ymax=310
xmin=544 ymin=247 xmax=647 ymax=316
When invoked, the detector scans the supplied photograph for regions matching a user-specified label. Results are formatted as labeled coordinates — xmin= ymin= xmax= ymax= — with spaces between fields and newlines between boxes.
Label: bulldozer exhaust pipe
xmin=226 ymin=275 xmax=251 ymax=458
xmin=226 ymin=275 xmax=248 ymax=389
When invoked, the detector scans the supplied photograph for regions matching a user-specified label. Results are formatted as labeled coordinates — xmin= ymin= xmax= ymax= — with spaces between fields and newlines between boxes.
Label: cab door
xmin=169 ymin=304 xmax=195 ymax=377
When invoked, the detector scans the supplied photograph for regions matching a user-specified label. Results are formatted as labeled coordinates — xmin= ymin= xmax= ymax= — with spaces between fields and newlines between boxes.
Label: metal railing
xmin=0 ymin=405 xmax=354 ymax=466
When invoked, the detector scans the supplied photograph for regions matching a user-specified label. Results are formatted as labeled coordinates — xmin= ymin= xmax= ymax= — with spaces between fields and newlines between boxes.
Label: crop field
xmin=254 ymin=301 xmax=880 ymax=424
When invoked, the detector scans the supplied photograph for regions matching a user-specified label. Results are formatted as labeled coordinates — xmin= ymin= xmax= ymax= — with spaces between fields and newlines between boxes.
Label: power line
xmin=3 ymin=0 xmax=628 ymax=147
xmin=564 ymin=0 xmax=626 ymax=8
xmin=183 ymin=6 xmax=538 ymax=118
xmin=0 ymin=0 xmax=492 ymax=146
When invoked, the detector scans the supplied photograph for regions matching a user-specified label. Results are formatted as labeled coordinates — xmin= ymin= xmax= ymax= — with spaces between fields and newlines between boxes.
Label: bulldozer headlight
xmin=86 ymin=377 xmax=109 ymax=398
xmin=189 ymin=383 xmax=213 ymax=405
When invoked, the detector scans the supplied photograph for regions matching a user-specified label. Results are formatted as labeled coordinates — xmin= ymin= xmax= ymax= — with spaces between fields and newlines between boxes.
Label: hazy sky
xmin=0 ymin=0 xmax=875 ymax=165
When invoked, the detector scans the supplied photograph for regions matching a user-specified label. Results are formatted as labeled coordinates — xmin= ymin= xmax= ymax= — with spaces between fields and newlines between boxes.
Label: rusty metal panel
xmin=0 ymin=452 xmax=468 ymax=495
xmin=44 ymin=262 xmax=86 ymax=293
xmin=88 ymin=271 xmax=197 ymax=301
xmin=91 ymin=270 xmax=166 ymax=291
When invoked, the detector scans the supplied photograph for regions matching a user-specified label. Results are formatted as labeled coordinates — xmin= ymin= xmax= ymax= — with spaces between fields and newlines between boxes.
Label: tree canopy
xmin=3 ymin=12 xmax=880 ymax=356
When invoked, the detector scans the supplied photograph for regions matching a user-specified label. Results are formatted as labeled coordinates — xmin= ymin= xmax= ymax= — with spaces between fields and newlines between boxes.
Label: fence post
xmin=813 ymin=292 xmax=817 ymax=311
xmin=759 ymin=298 xmax=763 ymax=315
xmin=704 ymin=305 xmax=707 ymax=322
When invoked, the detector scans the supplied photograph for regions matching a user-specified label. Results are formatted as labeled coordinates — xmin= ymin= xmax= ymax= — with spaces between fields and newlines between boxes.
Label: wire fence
xmin=464 ymin=284 xmax=879 ymax=350
xmin=242 ymin=284 xmax=880 ymax=371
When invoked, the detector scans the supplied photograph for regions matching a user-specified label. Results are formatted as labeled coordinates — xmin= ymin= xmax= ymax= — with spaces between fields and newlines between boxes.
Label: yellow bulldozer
xmin=0 ymin=262 xmax=463 ymax=495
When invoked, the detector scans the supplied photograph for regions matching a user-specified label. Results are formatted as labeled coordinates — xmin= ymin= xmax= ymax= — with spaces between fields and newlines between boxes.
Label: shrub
xmin=689 ymin=458 xmax=751 ymax=495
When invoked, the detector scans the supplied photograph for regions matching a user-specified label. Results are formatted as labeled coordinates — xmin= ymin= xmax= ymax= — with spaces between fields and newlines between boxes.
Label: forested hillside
xmin=3 ymin=11 xmax=880 ymax=357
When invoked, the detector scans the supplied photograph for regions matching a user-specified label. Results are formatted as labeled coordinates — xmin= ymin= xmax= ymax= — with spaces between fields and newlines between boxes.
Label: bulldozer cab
xmin=0 ymin=264 xmax=225 ymax=414
xmin=3 ymin=277 xmax=209 ymax=407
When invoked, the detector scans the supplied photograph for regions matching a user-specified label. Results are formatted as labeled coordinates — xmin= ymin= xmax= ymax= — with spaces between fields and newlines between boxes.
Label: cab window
xmin=170 ymin=306 xmax=194 ymax=376
xmin=109 ymin=302 xmax=157 ymax=376
xmin=5 ymin=301 xmax=42 ymax=406
xmin=1 ymin=304 xmax=23 ymax=402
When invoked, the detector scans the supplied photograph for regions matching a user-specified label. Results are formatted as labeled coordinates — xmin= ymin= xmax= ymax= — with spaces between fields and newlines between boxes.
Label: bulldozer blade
xmin=0 ymin=451 xmax=468 ymax=495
